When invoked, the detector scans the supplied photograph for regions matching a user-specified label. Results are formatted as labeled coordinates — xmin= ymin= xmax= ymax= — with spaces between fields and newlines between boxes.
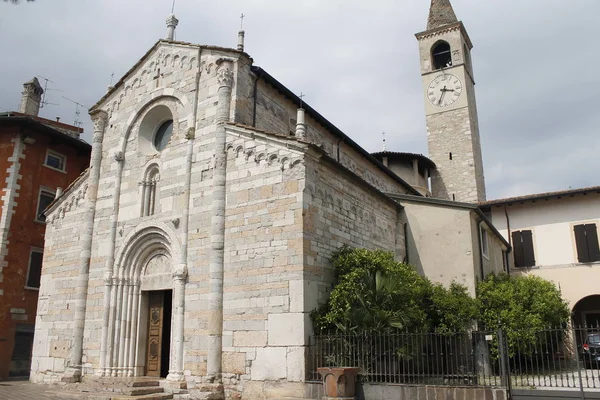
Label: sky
xmin=1 ymin=0 xmax=598 ymax=200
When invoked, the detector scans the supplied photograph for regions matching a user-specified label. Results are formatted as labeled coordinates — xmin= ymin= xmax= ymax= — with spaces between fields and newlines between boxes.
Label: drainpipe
xmin=168 ymin=47 xmax=204 ymax=382
xmin=67 ymin=109 xmax=108 ymax=382
xmin=477 ymin=220 xmax=485 ymax=281
xmin=207 ymin=59 xmax=234 ymax=381
xmin=504 ymin=205 xmax=511 ymax=274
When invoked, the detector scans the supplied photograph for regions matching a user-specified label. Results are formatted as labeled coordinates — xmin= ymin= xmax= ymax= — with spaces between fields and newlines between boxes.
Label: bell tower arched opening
xmin=432 ymin=41 xmax=452 ymax=70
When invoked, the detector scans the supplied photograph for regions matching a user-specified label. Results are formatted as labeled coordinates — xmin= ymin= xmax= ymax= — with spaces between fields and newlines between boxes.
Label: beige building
xmin=30 ymin=1 xmax=510 ymax=399
xmin=481 ymin=187 xmax=600 ymax=327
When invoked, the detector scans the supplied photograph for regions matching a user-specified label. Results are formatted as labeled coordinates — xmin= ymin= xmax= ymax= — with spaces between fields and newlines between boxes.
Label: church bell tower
xmin=416 ymin=0 xmax=486 ymax=202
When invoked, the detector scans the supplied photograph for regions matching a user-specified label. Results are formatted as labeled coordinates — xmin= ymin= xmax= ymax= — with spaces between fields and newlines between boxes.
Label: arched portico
xmin=100 ymin=224 xmax=185 ymax=379
xmin=572 ymin=295 xmax=600 ymax=328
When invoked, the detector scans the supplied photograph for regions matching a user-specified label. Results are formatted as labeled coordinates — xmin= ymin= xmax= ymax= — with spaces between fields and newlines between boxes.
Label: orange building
xmin=0 ymin=78 xmax=91 ymax=379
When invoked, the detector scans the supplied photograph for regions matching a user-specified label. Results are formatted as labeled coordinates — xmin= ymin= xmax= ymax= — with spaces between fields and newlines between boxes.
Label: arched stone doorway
xmin=573 ymin=295 xmax=600 ymax=328
xmin=102 ymin=226 xmax=180 ymax=378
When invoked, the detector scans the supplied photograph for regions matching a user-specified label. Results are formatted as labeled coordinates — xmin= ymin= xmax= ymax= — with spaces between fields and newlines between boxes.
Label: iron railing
xmin=307 ymin=331 xmax=502 ymax=387
xmin=308 ymin=326 xmax=600 ymax=391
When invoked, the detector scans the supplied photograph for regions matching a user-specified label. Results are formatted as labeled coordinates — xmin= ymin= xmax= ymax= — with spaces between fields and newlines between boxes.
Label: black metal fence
xmin=307 ymin=331 xmax=502 ymax=386
xmin=307 ymin=326 xmax=600 ymax=392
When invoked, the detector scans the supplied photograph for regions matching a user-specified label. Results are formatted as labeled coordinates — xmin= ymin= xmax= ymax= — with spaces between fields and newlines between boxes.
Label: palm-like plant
xmin=336 ymin=270 xmax=409 ymax=333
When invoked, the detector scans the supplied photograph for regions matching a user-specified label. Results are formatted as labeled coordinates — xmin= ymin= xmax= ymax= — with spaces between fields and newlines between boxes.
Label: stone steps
xmin=48 ymin=377 xmax=174 ymax=400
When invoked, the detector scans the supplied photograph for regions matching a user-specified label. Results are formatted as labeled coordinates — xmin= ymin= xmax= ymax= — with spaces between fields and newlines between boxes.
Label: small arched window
xmin=141 ymin=165 xmax=160 ymax=217
xmin=432 ymin=41 xmax=452 ymax=70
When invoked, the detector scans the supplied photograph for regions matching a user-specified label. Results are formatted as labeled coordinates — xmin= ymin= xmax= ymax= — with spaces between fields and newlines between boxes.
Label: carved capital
xmin=104 ymin=272 xmax=113 ymax=285
xmin=216 ymin=61 xmax=234 ymax=88
xmin=90 ymin=110 xmax=109 ymax=143
xmin=114 ymin=151 xmax=124 ymax=162
xmin=173 ymin=264 xmax=188 ymax=281
xmin=91 ymin=110 xmax=108 ymax=132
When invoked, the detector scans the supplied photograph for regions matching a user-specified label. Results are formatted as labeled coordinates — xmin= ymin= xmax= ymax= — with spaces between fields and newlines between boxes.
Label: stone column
xmin=207 ymin=60 xmax=233 ymax=379
xmin=168 ymin=265 xmax=188 ymax=381
xmin=65 ymin=109 xmax=108 ymax=382
xmin=99 ymin=151 xmax=125 ymax=376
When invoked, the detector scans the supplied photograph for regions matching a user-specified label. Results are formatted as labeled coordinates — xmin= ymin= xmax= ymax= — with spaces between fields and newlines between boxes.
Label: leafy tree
xmin=311 ymin=246 xmax=478 ymax=333
xmin=477 ymin=273 xmax=570 ymax=357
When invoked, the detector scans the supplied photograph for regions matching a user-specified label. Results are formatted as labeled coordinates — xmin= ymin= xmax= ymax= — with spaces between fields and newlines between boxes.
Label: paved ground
xmin=0 ymin=380 xmax=65 ymax=400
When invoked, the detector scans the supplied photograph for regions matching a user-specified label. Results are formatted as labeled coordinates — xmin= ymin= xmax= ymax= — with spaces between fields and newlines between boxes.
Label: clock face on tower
xmin=427 ymin=73 xmax=463 ymax=107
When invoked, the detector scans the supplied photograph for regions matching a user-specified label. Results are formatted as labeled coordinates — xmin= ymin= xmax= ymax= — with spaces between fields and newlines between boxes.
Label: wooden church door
xmin=146 ymin=290 xmax=172 ymax=377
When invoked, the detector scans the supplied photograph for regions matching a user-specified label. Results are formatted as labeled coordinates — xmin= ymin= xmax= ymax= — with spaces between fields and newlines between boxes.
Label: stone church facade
xmin=31 ymin=1 xmax=508 ymax=398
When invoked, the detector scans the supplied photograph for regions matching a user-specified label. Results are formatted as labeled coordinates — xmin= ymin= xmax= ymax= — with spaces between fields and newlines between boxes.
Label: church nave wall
xmin=31 ymin=175 xmax=90 ymax=382
xmin=303 ymin=156 xmax=406 ymax=330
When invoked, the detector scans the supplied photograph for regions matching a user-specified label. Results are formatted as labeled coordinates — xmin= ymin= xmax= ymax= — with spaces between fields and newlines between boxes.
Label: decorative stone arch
xmin=114 ymin=87 xmax=193 ymax=157
xmin=104 ymin=223 xmax=182 ymax=378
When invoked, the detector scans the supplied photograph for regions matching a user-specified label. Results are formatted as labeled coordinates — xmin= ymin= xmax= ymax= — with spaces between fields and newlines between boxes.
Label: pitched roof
xmin=427 ymin=0 xmax=459 ymax=30
xmin=371 ymin=151 xmax=437 ymax=169
xmin=479 ymin=186 xmax=600 ymax=207
xmin=387 ymin=193 xmax=511 ymax=249
xmin=0 ymin=112 xmax=90 ymax=150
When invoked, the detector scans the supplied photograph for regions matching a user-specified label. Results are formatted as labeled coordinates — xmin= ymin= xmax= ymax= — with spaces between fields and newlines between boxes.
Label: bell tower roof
xmin=427 ymin=0 xmax=458 ymax=30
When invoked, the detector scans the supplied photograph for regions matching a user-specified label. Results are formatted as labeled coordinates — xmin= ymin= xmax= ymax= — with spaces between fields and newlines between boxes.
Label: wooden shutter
xmin=521 ymin=230 xmax=535 ymax=267
xmin=574 ymin=224 xmax=590 ymax=263
xmin=585 ymin=224 xmax=600 ymax=262
xmin=512 ymin=231 xmax=524 ymax=268
xmin=27 ymin=251 xmax=43 ymax=288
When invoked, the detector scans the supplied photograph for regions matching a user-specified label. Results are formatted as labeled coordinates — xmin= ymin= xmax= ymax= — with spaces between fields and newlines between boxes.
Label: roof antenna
xmin=382 ymin=132 xmax=387 ymax=151
xmin=171 ymin=0 xmax=176 ymax=13
xmin=37 ymin=76 xmax=61 ymax=109
xmin=63 ymin=96 xmax=87 ymax=128
xmin=237 ymin=13 xmax=246 ymax=52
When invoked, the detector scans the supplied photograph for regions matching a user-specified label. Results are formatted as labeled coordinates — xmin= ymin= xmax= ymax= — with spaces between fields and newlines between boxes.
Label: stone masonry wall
xmin=239 ymin=78 xmax=411 ymax=197
xmin=30 ymin=174 xmax=89 ymax=382
xmin=304 ymin=155 xmax=405 ymax=315
xmin=427 ymin=106 xmax=484 ymax=203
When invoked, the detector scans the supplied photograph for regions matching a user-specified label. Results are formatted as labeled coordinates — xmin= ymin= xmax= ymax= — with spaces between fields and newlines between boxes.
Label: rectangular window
xmin=26 ymin=250 xmax=43 ymax=289
xmin=512 ymin=230 xmax=536 ymax=268
xmin=574 ymin=223 xmax=600 ymax=263
xmin=36 ymin=189 xmax=55 ymax=223
xmin=44 ymin=150 xmax=66 ymax=172
xmin=480 ymin=225 xmax=489 ymax=259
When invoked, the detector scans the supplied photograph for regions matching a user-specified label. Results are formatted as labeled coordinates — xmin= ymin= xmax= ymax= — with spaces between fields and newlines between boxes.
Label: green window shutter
xmin=585 ymin=224 xmax=600 ymax=262
xmin=512 ymin=231 xmax=524 ymax=268
xmin=574 ymin=224 xmax=590 ymax=263
xmin=521 ymin=230 xmax=536 ymax=267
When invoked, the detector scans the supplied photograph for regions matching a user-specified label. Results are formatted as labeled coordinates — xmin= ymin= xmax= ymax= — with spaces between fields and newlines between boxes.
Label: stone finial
xmin=166 ymin=13 xmax=179 ymax=40
xmin=295 ymin=108 xmax=306 ymax=139
xmin=237 ymin=30 xmax=245 ymax=52
xmin=19 ymin=77 xmax=44 ymax=116
xmin=427 ymin=0 xmax=458 ymax=30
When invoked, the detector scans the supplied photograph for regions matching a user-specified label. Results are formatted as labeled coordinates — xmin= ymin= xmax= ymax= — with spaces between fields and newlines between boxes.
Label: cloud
xmin=1 ymin=0 xmax=597 ymax=200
